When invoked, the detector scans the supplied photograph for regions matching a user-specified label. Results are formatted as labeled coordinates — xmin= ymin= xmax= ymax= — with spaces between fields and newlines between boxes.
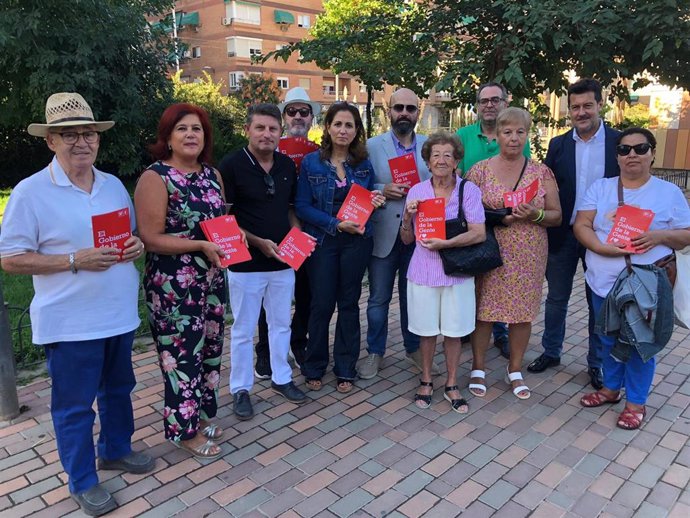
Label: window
xmin=227 ymin=37 xmax=262 ymax=58
xmin=226 ymin=1 xmax=260 ymax=25
xmin=192 ymin=46 xmax=201 ymax=58
xmin=299 ymin=78 xmax=311 ymax=90
xmin=323 ymin=80 xmax=335 ymax=96
xmin=275 ymin=43 xmax=288 ymax=51
xmin=277 ymin=77 xmax=289 ymax=89
xmin=229 ymin=71 xmax=245 ymax=90
xmin=297 ymin=15 xmax=310 ymax=28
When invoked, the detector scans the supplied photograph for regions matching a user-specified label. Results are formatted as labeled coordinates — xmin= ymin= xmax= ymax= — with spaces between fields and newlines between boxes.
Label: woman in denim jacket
xmin=295 ymin=102 xmax=385 ymax=393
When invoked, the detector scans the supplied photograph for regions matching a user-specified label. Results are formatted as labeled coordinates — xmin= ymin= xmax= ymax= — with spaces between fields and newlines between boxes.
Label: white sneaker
xmin=358 ymin=354 xmax=382 ymax=380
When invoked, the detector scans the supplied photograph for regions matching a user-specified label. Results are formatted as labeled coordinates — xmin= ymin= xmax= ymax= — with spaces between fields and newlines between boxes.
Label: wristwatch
xmin=69 ymin=252 xmax=78 ymax=274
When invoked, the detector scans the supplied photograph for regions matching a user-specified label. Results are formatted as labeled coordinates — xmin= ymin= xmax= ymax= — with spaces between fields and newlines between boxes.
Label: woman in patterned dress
xmin=465 ymin=108 xmax=562 ymax=400
xmin=135 ymin=103 xmax=234 ymax=459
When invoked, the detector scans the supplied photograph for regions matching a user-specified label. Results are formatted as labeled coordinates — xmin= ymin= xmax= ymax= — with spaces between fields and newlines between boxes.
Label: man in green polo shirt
xmin=456 ymin=81 xmax=531 ymax=358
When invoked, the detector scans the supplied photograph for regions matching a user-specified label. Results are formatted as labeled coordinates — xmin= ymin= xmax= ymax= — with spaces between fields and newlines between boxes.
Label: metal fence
xmin=654 ymin=169 xmax=689 ymax=190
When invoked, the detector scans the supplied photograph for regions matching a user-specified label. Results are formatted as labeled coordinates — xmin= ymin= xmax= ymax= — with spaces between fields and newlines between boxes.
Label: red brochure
xmin=278 ymin=137 xmax=320 ymax=172
xmin=388 ymin=153 xmax=420 ymax=187
xmin=503 ymin=179 xmax=539 ymax=208
xmin=336 ymin=183 xmax=375 ymax=227
xmin=278 ymin=227 xmax=317 ymax=271
xmin=606 ymin=205 xmax=655 ymax=253
xmin=199 ymin=215 xmax=252 ymax=267
xmin=92 ymin=207 xmax=131 ymax=261
xmin=415 ymin=198 xmax=446 ymax=241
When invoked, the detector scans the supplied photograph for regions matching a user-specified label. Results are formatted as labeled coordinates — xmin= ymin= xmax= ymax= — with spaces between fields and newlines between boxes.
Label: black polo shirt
xmin=219 ymin=147 xmax=296 ymax=272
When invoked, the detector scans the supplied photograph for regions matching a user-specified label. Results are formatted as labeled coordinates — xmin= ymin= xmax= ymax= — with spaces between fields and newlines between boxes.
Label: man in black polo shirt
xmin=219 ymin=103 xmax=306 ymax=420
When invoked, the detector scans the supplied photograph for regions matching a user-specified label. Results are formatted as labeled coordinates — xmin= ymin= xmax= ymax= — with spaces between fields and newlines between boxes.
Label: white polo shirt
xmin=0 ymin=157 xmax=140 ymax=344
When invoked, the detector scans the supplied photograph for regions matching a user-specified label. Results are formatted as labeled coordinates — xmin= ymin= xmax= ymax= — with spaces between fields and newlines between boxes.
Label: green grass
xmin=0 ymin=188 xmax=11 ymax=223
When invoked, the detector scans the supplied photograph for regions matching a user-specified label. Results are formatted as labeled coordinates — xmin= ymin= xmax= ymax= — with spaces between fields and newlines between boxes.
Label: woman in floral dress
xmin=135 ymin=103 xmax=230 ymax=459
xmin=466 ymin=108 xmax=562 ymax=401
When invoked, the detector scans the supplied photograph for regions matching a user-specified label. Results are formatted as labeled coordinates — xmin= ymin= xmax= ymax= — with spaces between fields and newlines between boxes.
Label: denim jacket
xmin=295 ymin=150 xmax=376 ymax=245
xmin=595 ymin=263 xmax=674 ymax=363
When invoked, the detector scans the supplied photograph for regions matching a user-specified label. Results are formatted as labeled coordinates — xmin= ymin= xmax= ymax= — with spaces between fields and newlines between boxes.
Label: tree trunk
xmin=366 ymin=85 xmax=373 ymax=139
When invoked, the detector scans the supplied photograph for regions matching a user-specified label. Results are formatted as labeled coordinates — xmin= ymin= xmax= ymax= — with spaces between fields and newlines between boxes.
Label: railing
xmin=654 ymin=168 xmax=689 ymax=190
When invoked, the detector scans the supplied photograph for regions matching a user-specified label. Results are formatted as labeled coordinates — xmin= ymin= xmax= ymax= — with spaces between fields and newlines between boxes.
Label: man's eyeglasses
xmin=616 ymin=143 xmax=654 ymax=156
xmin=391 ymin=104 xmax=418 ymax=114
xmin=285 ymin=107 xmax=311 ymax=117
xmin=53 ymin=130 xmax=100 ymax=144
xmin=478 ymin=97 xmax=505 ymax=106
xmin=263 ymin=174 xmax=275 ymax=197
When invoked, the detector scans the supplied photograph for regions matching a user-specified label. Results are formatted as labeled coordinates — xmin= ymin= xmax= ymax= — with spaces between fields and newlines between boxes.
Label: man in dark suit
xmin=527 ymin=78 xmax=621 ymax=389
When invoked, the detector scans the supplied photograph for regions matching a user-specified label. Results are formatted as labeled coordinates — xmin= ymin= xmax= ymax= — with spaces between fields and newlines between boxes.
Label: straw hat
xmin=27 ymin=92 xmax=115 ymax=137
xmin=278 ymin=87 xmax=321 ymax=116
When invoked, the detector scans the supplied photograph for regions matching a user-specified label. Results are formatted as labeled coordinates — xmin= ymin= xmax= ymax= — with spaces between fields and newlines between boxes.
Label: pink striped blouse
xmin=407 ymin=178 xmax=485 ymax=287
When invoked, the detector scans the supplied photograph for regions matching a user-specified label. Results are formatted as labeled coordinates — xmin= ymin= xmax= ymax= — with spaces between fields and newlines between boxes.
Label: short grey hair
xmin=476 ymin=82 xmax=508 ymax=104
xmin=496 ymin=107 xmax=532 ymax=131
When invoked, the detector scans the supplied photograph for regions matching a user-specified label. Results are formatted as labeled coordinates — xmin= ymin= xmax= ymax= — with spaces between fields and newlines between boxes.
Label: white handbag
xmin=674 ymin=246 xmax=690 ymax=329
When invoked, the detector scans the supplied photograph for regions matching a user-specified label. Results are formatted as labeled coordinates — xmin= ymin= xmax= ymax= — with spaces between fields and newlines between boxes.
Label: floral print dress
xmin=466 ymin=159 xmax=554 ymax=323
xmin=143 ymin=162 xmax=226 ymax=441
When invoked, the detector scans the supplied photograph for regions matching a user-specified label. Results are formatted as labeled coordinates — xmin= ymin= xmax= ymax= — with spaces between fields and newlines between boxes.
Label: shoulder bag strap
xmin=618 ymin=177 xmax=633 ymax=273
xmin=511 ymin=157 xmax=529 ymax=191
xmin=456 ymin=177 xmax=466 ymax=220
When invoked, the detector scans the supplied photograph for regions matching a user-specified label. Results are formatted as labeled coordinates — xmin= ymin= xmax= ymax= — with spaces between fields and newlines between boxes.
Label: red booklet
xmin=606 ymin=205 xmax=655 ymax=253
xmin=278 ymin=227 xmax=317 ymax=271
xmin=388 ymin=153 xmax=421 ymax=187
xmin=199 ymin=215 xmax=252 ymax=267
xmin=415 ymin=198 xmax=446 ymax=240
xmin=503 ymin=179 xmax=539 ymax=208
xmin=336 ymin=183 xmax=375 ymax=227
xmin=92 ymin=207 xmax=132 ymax=261
xmin=278 ymin=137 xmax=320 ymax=172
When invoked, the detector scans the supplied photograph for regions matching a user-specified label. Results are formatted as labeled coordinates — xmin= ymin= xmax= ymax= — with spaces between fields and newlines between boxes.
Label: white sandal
xmin=468 ymin=369 xmax=487 ymax=397
xmin=505 ymin=369 xmax=530 ymax=400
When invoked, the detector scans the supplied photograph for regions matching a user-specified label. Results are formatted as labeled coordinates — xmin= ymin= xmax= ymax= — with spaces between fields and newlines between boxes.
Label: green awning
xmin=180 ymin=12 xmax=199 ymax=26
xmin=274 ymin=9 xmax=295 ymax=25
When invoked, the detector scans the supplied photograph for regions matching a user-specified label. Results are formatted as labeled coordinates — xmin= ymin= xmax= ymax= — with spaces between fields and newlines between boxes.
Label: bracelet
xmin=400 ymin=224 xmax=411 ymax=232
xmin=531 ymin=209 xmax=545 ymax=224
xmin=69 ymin=252 xmax=78 ymax=274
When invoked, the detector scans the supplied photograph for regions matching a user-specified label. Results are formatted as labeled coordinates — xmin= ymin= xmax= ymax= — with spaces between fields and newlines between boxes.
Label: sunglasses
xmin=263 ymin=174 xmax=275 ymax=198
xmin=616 ymin=143 xmax=654 ymax=156
xmin=391 ymin=104 xmax=418 ymax=114
xmin=285 ymin=107 xmax=311 ymax=117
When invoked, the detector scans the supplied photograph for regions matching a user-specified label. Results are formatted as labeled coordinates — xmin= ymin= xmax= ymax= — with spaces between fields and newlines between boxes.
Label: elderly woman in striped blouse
xmin=400 ymin=131 xmax=486 ymax=414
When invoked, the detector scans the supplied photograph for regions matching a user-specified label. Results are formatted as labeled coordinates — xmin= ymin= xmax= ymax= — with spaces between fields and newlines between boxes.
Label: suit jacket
xmin=545 ymin=124 xmax=621 ymax=252
xmin=366 ymin=131 xmax=431 ymax=258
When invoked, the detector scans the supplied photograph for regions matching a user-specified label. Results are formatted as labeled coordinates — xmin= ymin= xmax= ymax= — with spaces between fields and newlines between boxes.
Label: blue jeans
xmin=591 ymin=293 xmax=654 ymax=404
xmin=303 ymin=232 xmax=373 ymax=380
xmin=542 ymin=229 xmax=602 ymax=368
xmin=45 ymin=332 xmax=136 ymax=494
xmin=493 ymin=322 xmax=508 ymax=342
xmin=366 ymin=234 xmax=419 ymax=355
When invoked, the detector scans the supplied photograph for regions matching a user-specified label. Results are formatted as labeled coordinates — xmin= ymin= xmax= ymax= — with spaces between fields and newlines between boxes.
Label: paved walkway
xmin=1 ymin=269 xmax=690 ymax=517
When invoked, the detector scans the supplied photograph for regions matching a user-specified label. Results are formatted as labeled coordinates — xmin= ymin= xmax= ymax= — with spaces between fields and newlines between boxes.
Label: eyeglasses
xmin=616 ymin=143 xmax=654 ymax=156
xmin=478 ymin=97 xmax=505 ymax=106
xmin=263 ymin=174 xmax=275 ymax=197
xmin=53 ymin=130 xmax=100 ymax=144
xmin=285 ymin=107 xmax=311 ymax=117
xmin=391 ymin=104 xmax=418 ymax=114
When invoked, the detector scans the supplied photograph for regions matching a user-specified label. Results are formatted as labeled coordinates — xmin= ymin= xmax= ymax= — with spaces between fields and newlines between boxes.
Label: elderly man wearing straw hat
xmin=0 ymin=93 xmax=154 ymax=516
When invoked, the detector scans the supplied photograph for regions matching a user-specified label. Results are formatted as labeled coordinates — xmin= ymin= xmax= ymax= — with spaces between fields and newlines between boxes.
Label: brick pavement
xmin=2 ymin=268 xmax=690 ymax=517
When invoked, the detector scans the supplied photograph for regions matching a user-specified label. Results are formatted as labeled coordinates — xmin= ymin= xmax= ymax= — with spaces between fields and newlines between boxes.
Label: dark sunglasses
xmin=391 ymin=104 xmax=418 ymax=114
xmin=263 ymin=174 xmax=275 ymax=197
xmin=285 ymin=107 xmax=311 ymax=117
xmin=616 ymin=143 xmax=654 ymax=156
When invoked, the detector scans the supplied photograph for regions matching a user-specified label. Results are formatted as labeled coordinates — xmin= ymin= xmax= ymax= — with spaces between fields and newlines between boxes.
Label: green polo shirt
xmin=456 ymin=121 xmax=531 ymax=175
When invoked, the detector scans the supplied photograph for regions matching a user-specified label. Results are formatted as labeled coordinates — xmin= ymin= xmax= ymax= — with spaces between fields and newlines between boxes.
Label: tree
xmin=0 ymin=0 xmax=175 ymax=183
xmin=261 ymin=0 xmax=438 ymax=137
xmin=171 ymin=71 xmax=247 ymax=161
xmin=236 ymin=74 xmax=281 ymax=107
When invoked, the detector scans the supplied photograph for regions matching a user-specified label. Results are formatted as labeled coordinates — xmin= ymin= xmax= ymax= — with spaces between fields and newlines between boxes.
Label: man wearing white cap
xmin=254 ymin=87 xmax=321 ymax=379
xmin=0 ymin=93 xmax=153 ymax=516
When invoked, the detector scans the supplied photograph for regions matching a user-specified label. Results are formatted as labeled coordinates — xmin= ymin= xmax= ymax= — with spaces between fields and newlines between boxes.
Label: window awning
xmin=180 ymin=12 xmax=199 ymax=26
xmin=274 ymin=10 xmax=295 ymax=25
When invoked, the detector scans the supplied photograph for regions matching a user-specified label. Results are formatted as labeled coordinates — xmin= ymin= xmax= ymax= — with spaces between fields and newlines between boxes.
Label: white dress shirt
xmin=571 ymin=121 xmax=606 ymax=224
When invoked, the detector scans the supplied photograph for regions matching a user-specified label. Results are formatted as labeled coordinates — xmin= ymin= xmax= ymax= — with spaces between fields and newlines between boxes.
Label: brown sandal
xmin=336 ymin=379 xmax=353 ymax=393
xmin=580 ymin=391 xmax=622 ymax=408
xmin=617 ymin=406 xmax=645 ymax=430
xmin=305 ymin=378 xmax=322 ymax=391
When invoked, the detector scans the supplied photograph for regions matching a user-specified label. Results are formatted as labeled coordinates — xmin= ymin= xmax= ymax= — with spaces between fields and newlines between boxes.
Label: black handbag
xmin=439 ymin=179 xmax=503 ymax=276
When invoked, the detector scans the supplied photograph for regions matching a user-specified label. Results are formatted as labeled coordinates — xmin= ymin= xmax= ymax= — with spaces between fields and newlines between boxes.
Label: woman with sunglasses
xmin=574 ymin=127 xmax=690 ymax=430
xmin=135 ymin=103 xmax=231 ymax=458
xmin=295 ymin=102 xmax=385 ymax=393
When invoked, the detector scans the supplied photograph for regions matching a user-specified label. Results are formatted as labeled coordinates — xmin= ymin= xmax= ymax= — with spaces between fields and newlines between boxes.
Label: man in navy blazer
xmin=359 ymin=88 xmax=435 ymax=379
xmin=528 ymin=78 xmax=621 ymax=390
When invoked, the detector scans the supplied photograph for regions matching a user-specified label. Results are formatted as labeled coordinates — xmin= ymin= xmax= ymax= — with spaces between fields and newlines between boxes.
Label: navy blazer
xmin=545 ymin=124 xmax=621 ymax=252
